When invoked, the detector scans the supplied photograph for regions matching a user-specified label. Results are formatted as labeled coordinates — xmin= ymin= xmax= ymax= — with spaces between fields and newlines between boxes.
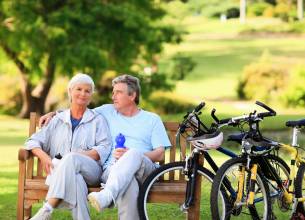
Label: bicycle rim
xmin=138 ymin=161 xmax=215 ymax=220
xmin=211 ymin=157 xmax=271 ymax=220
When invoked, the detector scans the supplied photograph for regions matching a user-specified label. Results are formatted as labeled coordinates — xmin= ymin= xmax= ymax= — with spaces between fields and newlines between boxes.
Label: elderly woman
xmin=26 ymin=73 xmax=112 ymax=220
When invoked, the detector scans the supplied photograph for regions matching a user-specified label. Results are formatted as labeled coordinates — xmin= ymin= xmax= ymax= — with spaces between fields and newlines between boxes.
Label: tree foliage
xmin=0 ymin=0 xmax=181 ymax=117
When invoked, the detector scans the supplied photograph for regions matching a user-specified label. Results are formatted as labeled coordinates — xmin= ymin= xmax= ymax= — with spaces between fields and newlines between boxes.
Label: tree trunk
xmin=240 ymin=0 xmax=246 ymax=24
xmin=19 ymin=56 xmax=55 ymax=118
xmin=1 ymin=43 xmax=56 ymax=118
xmin=298 ymin=0 xmax=304 ymax=21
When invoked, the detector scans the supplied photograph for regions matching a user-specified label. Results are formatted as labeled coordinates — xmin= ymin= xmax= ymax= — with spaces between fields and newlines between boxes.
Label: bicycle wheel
xmin=211 ymin=156 xmax=272 ymax=220
xmin=294 ymin=162 xmax=305 ymax=214
xmin=138 ymin=161 xmax=215 ymax=220
xmin=263 ymin=154 xmax=290 ymax=219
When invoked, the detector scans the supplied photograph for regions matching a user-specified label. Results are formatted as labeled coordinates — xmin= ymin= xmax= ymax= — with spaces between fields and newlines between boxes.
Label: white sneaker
xmin=30 ymin=207 xmax=52 ymax=220
xmin=88 ymin=190 xmax=113 ymax=212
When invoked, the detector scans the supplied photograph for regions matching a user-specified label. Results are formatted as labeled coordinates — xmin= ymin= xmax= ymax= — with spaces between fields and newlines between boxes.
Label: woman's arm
xmin=31 ymin=148 xmax=53 ymax=174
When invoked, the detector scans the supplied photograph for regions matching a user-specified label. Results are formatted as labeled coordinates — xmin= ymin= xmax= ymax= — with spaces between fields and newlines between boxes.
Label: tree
xmin=297 ymin=0 xmax=304 ymax=20
xmin=240 ymin=0 xmax=247 ymax=23
xmin=0 ymin=0 xmax=180 ymax=118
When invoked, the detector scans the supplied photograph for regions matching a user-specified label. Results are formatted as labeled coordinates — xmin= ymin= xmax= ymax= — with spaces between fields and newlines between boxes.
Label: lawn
xmin=2 ymin=114 xmax=305 ymax=219
xmin=158 ymin=17 xmax=305 ymax=118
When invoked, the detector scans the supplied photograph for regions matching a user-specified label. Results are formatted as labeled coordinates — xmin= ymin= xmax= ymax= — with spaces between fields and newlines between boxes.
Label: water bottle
xmin=52 ymin=153 xmax=62 ymax=167
xmin=115 ymin=133 xmax=126 ymax=149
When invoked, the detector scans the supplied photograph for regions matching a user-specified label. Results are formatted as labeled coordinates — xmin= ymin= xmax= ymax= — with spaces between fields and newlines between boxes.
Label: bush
xmin=0 ymin=74 xmax=22 ymax=114
xmin=144 ymin=91 xmax=195 ymax=115
xmin=274 ymin=3 xmax=297 ymax=22
xmin=263 ymin=6 xmax=275 ymax=18
xmin=248 ymin=2 xmax=272 ymax=17
xmin=237 ymin=52 xmax=288 ymax=102
xmin=282 ymin=66 xmax=305 ymax=107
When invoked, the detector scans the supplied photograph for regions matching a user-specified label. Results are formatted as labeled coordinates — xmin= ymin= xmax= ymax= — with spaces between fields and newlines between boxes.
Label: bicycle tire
xmin=210 ymin=156 xmax=272 ymax=220
xmin=294 ymin=162 xmax=305 ymax=214
xmin=264 ymin=154 xmax=290 ymax=219
xmin=138 ymin=161 xmax=215 ymax=220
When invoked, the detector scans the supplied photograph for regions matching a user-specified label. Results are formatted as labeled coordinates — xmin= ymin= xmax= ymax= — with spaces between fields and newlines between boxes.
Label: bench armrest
xmin=18 ymin=148 xmax=32 ymax=161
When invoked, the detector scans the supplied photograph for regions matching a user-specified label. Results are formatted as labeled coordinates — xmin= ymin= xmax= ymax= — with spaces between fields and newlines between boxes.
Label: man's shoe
xmin=88 ymin=190 xmax=113 ymax=212
xmin=30 ymin=207 xmax=52 ymax=220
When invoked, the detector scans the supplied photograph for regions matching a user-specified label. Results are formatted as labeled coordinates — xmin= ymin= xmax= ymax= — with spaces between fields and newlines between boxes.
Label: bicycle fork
xmin=235 ymin=163 xmax=259 ymax=206
xmin=181 ymin=149 xmax=201 ymax=212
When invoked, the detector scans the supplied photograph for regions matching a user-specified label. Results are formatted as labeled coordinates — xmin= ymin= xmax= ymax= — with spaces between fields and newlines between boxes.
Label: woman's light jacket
xmin=25 ymin=108 xmax=112 ymax=166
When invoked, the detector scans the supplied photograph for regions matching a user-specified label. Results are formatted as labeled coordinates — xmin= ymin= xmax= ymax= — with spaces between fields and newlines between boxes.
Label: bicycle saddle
xmin=227 ymin=133 xmax=245 ymax=144
xmin=286 ymin=119 xmax=305 ymax=128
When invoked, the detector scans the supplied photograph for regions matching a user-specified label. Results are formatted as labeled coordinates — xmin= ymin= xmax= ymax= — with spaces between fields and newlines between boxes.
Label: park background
xmin=1 ymin=0 xmax=305 ymax=219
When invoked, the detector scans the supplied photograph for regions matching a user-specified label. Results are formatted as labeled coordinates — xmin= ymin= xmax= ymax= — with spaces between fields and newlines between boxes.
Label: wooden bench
xmin=17 ymin=112 xmax=203 ymax=220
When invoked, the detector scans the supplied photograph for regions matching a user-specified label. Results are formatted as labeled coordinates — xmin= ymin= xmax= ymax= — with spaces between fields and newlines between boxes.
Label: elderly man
xmin=41 ymin=74 xmax=171 ymax=220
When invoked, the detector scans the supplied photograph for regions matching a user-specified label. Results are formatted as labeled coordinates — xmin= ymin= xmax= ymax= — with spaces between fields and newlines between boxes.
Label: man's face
xmin=112 ymin=83 xmax=136 ymax=110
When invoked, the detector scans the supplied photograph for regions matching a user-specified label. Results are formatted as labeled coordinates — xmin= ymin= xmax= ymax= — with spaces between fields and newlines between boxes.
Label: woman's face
xmin=69 ymin=83 xmax=93 ymax=106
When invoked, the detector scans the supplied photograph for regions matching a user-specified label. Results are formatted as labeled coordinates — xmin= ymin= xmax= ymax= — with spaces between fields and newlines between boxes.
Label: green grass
xmin=2 ymin=115 xmax=305 ymax=219
xmin=158 ymin=17 xmax=305 ymax=117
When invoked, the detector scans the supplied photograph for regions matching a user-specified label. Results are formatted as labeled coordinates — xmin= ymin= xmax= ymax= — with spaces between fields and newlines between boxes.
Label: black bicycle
xmin=138 ymin=101 xmax=289 ymax=220
xmin=210 ymin=102 xmax=296 ymax=220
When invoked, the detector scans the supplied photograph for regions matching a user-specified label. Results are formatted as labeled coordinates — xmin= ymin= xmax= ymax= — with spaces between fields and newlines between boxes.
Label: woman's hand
xmin=113 ymin=148 xmax=128 ymax=160
xmin=39 ymin=112 xmax=56 ymax=128
xmin=41 ymin=156 xmax=54 ymax=175
xmin=31 ymin=148 xmax=53 ymax=175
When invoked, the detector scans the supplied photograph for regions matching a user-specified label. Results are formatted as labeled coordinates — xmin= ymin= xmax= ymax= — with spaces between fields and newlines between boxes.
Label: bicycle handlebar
xmin=255 ymin=100 xmax=276 ymax=117
xmin=179 ymin=101 xmax=205 ymax=133
xmin=211 ymin=101 xmax=276 ymax=128
xmin=194 ymin=102 xmax=205 ymax=113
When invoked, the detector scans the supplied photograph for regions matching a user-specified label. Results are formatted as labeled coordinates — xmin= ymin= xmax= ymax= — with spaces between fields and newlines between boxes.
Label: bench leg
xmin=17 ymin=160 xmax=26 ymax=220
xmin=24 ymin=205 xmax=32 ymax=220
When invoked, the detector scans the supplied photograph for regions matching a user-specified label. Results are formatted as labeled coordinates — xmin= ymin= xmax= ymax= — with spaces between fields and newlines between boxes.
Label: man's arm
xmin=39 ymin=112 xmax=56 ymax=127
xmin=144 ymin=147 xmax=165 ymax=162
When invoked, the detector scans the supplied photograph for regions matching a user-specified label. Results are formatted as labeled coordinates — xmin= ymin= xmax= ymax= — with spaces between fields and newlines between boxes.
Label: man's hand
xmin=39 ymin=112 xmax=56 ymax=128
xmin=144 ymin=147 xmax=165 ymax=162
xmin=113 ymin=148 xmax=129 ymax=160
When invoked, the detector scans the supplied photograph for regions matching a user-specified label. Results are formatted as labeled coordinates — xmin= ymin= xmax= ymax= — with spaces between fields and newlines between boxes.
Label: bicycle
xmin=210 ymin=104 xmax=305 ymax=220
xmin=138 ymin=101 xmax=289 ymax=220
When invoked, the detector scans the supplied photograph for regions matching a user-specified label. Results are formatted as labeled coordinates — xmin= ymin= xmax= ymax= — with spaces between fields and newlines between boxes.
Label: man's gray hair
xmin=112 ymin=74 xmax=141 ymax=105
xmin=67 ymin=73 xmax=95 ymax=101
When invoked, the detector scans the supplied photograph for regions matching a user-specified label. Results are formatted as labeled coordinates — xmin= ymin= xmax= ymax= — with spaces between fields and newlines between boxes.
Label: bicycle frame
xmin=234 ymin=126 xmax=305 ymax=212
xmin=176 ymin=129 xmax=239 ymax=209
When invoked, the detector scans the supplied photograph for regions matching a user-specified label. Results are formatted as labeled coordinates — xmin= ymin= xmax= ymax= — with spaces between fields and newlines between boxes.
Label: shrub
xmin=263 ymin=6 xmax=275 ymax=18
xmin=282 ymin=66 xmax=305 ymax=107
xmin=274 ymin=2 xmax=297 ymax=22
xmin=248 ymin=2 xmax=272 ymax=17
xmin=145 ymin=91 xmax=195 ymax=115
xmin=237 ymin=51 xmax=288 ymax=102
xmin=0 ymin=74 xmax=22 ymax=114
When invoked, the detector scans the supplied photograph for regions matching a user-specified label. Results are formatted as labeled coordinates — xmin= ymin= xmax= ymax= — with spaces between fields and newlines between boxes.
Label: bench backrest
xmin=26 ymin=112 xmax=190 ymax=181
